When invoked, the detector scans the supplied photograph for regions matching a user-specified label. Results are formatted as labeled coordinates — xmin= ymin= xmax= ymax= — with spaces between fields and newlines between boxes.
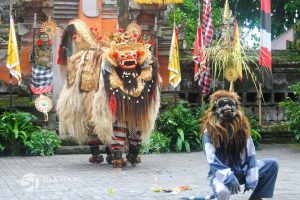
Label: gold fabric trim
xmin=67 ymin=51 xmax=85 ymax=86
xmin=67 ymin=50 xmax=103 ymax=92
xmin=80 ymin=50 xmax=103 ymax=92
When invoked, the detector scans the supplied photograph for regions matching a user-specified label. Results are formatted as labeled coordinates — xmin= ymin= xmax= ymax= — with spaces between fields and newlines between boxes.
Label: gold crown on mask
xmin=106 ymin=22 xmax=153 ymax=67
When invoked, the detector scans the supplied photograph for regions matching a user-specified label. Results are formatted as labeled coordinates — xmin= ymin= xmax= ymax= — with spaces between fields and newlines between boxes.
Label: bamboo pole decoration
xmin=9 ymin=0 xmax=13 ymax=111
xmin=229 ymin=81 xmax=234 ymax=92
xmin=258 ymin=83 xmax=262 ymax=126
xmin=173 ymin=3 xmax=176 ymax=25
xmin=173 ymin=3 xmax=177 ymax=105
xmin=9 ymin=0 xmax=12 ymax=15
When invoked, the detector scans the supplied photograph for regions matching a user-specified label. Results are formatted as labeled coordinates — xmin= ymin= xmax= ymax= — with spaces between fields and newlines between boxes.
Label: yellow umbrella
xmin=133 ymin=0 xmax=183 ymax=4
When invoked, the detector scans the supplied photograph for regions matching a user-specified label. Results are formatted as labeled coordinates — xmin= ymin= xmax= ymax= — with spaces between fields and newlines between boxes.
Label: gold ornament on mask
xmin=109 ymin=66 xmax=152 ymax=97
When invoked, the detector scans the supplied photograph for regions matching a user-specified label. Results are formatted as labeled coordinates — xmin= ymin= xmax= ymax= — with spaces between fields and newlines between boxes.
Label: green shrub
xmin=156 ymin=101 xmax=207 ymax=152
xmin=250 ymin=129 xmax=261 ymax=147
xmin=245 ymin=111 xmax=261 ymax=147
xmin=0 ymin=111 xmax=62 ymax=156
xmin=0 ymin=112 xmax=39 ymax=155
xmin=26 ymin=130 xmax=61 ymax=156
xmin=141 ymin=130 xmax=171 ymax=154
xmin=280 ymin=83 xmax=300 ymax=142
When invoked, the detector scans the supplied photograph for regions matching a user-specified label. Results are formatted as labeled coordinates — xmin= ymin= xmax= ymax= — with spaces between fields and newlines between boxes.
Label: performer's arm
xmin=245 ymin=137 xmax=259 ymax=190
xmin=202 ymin=131 xmax=234 ymax=186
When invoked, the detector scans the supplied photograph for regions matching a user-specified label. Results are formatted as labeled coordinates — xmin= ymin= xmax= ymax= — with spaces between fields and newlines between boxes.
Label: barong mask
xmin=105 ymin=22 xmax=154 ymax=96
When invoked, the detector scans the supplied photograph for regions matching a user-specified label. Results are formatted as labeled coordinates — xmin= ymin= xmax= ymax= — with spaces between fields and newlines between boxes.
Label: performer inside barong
xmin=201 ymin=90 xmax=278 ymax=200
xmin=57 ymin=20 xmax=160 ymax=168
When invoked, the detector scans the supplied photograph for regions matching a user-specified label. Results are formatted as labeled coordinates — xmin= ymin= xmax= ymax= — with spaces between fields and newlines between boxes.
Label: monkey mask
xmin=215 ymin=97 xmax=237 ymax=120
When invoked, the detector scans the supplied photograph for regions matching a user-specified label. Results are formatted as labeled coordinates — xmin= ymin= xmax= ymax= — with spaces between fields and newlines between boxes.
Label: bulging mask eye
xmin=132 ymin=52 xmax=137 ymax=58
xmin=120 ymin=53 xmax=126 ymax=59
xmin=216 ymin=98 xmax=236 ymax=108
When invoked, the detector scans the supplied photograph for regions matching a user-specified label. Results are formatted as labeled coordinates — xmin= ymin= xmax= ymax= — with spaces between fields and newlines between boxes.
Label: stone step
xmin=54 ymin=145 xmax=96 ymax=155
xmin=258 ymin=123 xmax=294 ymax=143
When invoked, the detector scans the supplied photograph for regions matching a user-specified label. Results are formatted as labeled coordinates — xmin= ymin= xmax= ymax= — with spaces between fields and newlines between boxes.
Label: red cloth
xmin=259 ymin=0 xmax=272 ymax=89
xmin=30 ymin=84 xmax=52 ymax=94
xmin=109 ymin=95 xmax=117 ymax=117
xmin=193 ymin=26 xmax=205 ymax=82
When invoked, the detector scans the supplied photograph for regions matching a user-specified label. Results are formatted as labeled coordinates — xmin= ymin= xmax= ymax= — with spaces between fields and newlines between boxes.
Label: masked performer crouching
xmin=201 ymin=90 xmax=278 ymax=200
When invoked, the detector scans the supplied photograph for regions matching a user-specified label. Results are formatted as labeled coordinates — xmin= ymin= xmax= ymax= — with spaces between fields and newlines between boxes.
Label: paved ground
xmin=0 ymin=144 xmax=299 ymax=200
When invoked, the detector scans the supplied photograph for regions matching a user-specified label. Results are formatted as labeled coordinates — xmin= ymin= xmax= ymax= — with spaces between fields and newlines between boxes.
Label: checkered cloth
xmin=199 ymin=63 xmax=211 ymax=94
xmin=30 ymin=65 xmax=53 ymax=94
xmin=202 ymin=0 xmax=213 ymax=47
xmin=199 ymin=0 xmax=213 ymax=94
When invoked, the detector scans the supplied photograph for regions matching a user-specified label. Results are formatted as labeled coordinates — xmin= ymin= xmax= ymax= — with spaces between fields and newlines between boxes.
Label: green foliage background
xmin=280 ymin=83 xmax=300 ymax=142
xmin=169 ymin=0 xmax=300 ymax=48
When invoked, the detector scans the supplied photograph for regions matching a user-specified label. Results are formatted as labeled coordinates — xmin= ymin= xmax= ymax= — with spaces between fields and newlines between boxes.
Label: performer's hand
xmin=229 ymin=176 xmax=241 ymax=195
xmin=243 ymin=187 xmax=250 ymax=194
xmin=243 ymin=186 xmax=254 ymax=194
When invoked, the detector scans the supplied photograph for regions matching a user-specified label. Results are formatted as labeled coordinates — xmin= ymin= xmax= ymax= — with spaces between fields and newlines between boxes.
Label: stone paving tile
xmin=0 ymin=144 xmax=299 ymax=200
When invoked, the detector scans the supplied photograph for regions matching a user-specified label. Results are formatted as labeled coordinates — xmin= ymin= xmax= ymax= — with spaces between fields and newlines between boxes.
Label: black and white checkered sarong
xmin=31 ymin=65 xmax=53 ymax=88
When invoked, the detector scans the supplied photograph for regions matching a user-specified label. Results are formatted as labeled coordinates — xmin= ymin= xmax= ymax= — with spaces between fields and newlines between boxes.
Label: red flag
xmin=259 ymin=0 xmax=272 ymax=89
xmin=193 ymin=25 xmax=205 ymax=82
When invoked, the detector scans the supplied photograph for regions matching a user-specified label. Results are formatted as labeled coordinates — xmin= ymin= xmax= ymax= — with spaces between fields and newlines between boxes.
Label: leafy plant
xmin=26 ymin=130 xmax=61 ymax=156
xmin=169 ymin=0 xmax=222 ymax=47
xmin=156 ymin=101 xmax=207 ymax=152
xmin=280 ymin=83 xmax=300 ymax=142
xmin=244 ymin=109 xmax=261 ymax=147
xmin=141 ymin=130 xmax=171 ymax=154
xmin=0 ymin=112 xmax=39 ymax=155
xmin=250 ymin=129 xmax=261 ymax=147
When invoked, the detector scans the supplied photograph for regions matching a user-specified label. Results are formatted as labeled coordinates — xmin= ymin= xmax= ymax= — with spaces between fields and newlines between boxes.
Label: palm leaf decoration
xmin=205 ymin=0 xmax=259 ymax=92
